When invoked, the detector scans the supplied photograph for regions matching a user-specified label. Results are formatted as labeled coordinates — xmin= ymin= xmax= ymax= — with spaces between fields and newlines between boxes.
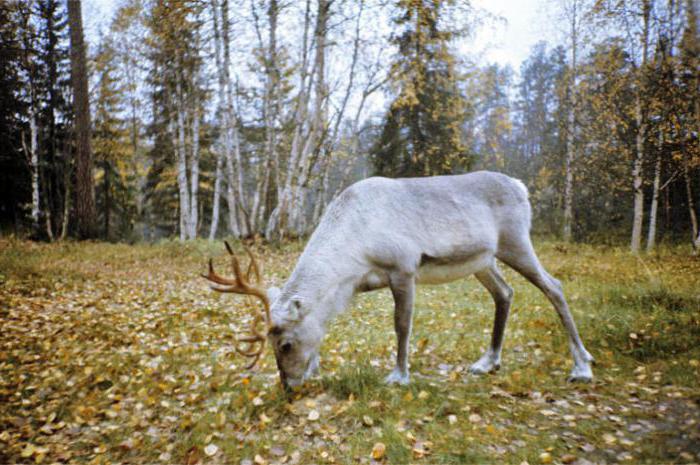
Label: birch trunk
xmin=265 ymin=0 xmax=314 ymax=241
xmin=630 ymin=0 xmax=651 ymax=254
xmin=221 ymin=0 xmax=248 ymax=236
xmin=211 ymin=0 xmax=240 ymax=237
xmin=189 ymin=101 xmax=200 ymax=239
xmin=290 ymin=0 xmax=328 ymax=234
xmin=251 ymin=0 xmax=279 ymax=234
xmin=27 ymin=107 xmax=40 ymax=232
xmin=175 ymin=78 xmax=192 ymax=242
xmin=20 ymin=3 xmax=41 ymax=236
xmin=209 ymin=149 xmax=224 ymax=240
xmin=312 ymin=0 xmax=365 ymax=225
xmin=563 ymin=0 xmax=578 ymax=242
xmin=646 ymin=132 xmax=662 ymax=252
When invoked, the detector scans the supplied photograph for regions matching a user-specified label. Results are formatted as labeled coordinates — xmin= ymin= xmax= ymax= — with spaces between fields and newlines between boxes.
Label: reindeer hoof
xmin=385 ymin=369 xmax=410 ymax=385
xmin=567 ymin=365 xmax=593 ymax=383
xmin=469 ymin=355 xmax=501 ymax=375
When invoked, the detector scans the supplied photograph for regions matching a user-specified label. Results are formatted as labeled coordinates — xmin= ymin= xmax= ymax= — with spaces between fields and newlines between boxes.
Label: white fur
xmin=267 ymin=171 xmax=593 ymax=387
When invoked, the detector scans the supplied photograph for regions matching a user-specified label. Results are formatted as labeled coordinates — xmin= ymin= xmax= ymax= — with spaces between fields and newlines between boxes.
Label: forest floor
xmin=1 ymin=238 xmax=699 ymax=465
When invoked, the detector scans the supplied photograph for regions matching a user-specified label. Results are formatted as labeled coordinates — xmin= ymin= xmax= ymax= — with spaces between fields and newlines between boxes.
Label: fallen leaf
xmin=371 ymin=442 xmax=386 ymax=460
xmin=204 ymin=444 xmax=218 ymax=457
xmin=308 ymin=410 xmax=320 ymax=421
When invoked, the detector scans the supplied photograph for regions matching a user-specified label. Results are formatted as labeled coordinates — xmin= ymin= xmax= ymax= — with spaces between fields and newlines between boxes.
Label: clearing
xmin=1 ymin=239 xmax=699 ymax=464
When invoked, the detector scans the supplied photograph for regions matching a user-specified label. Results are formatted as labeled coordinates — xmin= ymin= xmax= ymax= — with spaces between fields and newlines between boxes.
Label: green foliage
xmin=372 ymin=0 xmax=472 ymax=177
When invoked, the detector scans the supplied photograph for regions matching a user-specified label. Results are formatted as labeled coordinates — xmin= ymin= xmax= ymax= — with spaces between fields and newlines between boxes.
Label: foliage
xmin=372 ymin=0 xmax=472 ymax=177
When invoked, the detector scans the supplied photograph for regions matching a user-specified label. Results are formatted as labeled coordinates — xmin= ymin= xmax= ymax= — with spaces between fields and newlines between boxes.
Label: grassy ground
xmin=0 ymin=238 xmax=699 ymax=464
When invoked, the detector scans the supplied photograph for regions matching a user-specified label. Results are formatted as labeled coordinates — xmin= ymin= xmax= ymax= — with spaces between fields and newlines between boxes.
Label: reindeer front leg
xmin=385 ymin=272 xmax=415 ymax=385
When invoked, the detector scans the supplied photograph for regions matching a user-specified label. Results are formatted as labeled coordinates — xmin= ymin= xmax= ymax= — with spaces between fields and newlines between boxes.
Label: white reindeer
xmin=204 ymin=171 xmax=594 ymax=389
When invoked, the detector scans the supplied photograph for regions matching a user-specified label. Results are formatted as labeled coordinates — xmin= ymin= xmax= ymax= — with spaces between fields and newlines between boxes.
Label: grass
xmin=0 ymin=237 xmax=699 ymax=464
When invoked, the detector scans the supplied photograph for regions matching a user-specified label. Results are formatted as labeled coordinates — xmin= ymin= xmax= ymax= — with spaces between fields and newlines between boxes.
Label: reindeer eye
xmin=280 ymin=342 xmax=292 ymax=354
xmin=270 ymin=326 xmax=283 ymax=336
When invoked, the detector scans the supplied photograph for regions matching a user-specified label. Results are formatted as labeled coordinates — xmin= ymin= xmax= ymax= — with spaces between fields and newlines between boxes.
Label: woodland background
xmin=0 ymin=0 xmax=698 ymax=250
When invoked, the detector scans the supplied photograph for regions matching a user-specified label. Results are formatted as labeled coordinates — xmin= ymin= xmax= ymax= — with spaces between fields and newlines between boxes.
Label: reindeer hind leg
xmin=497 ymin=234 xmax=593 ymax=382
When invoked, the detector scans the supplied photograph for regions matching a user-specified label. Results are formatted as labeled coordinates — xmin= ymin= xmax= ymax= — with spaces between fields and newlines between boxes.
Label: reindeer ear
xmin=287 ymin=298 xmax=302 ymax=321
xmin=266 ymin=286 xmax=281 ymax=303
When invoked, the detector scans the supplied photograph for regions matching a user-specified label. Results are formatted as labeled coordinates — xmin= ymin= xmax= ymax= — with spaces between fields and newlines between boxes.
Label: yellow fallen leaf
xmin=362 ymin=415 xmax=374 ymax=426
xmin=21 ymin=444 xmax=36 ymax=458
xmin=418 ymin=390 xmax=429 ymax=400
xmin=371 ymin=442 xmax=386 ymax=460
xmin=539 ymin=452 xmax=552 ymax=464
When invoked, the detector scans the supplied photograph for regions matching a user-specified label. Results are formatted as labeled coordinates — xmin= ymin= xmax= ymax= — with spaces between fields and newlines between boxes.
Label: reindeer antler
xmin=203 ymin=242 xmax=270 ymax=369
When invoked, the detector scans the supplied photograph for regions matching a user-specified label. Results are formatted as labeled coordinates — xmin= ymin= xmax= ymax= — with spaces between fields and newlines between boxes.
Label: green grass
xmin=1 ymin=238 xmax=699 ymax=464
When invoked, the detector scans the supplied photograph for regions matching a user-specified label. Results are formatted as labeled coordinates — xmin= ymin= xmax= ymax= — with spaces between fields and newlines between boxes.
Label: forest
xmin=1 ymin=1 xmax=699 ymax=464
xmin=0 ymin=0 xmax=697 ymax=250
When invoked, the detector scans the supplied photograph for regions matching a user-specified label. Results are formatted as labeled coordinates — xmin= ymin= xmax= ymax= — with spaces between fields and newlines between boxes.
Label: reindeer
xmin=203 ymin=171 xmax=594 ymax=389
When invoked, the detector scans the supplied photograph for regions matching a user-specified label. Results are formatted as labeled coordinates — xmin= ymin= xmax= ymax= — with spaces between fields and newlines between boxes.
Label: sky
xmin=82 ymin=0 xmax=547 ymax=73
xmin=470 ymin=0 xmax=549 ymax=71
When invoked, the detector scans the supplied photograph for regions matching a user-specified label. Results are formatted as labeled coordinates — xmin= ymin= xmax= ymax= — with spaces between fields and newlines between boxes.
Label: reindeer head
xmin=202 ymin=242 xmax=321 ymax=390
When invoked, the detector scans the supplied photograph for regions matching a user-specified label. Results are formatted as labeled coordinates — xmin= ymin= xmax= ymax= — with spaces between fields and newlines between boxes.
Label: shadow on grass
xmin=597 ymin=284 xmax=700 ymax=362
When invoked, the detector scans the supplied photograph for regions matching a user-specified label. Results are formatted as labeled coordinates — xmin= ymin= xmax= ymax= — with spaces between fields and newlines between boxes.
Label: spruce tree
xmin=372 ymin=0 xmax=471 ymax=178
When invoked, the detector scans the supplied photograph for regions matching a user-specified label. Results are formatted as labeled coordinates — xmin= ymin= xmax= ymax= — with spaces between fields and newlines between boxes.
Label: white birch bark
xmin=630 ymin=0 xmax=651 ymax=254
xmin=265 ymin=0 xmax=314 ymax=241
xmin=189 ymin=97 xmax=200 ymax=239
xmin=646 ymin=131 xmax=662 ymax=252
xmin=221 ymin=0 xmax=249 ymax=236
xmin=26 ymin=106 xmax=40 ymax=231
xmin=209 ymin=148 xmax=225 ymax=240
xmin=175 ymin=77 xmax=192 ymax=242
xmin=312 ymin=0 xmax=364 ymax=225
xmin=250 ymin=0 xmax=279 ymax=233
xmin=211 ymin=0 xmax=240 ymax=237
xmin=563 ymin=0 xmax=578 ymax=242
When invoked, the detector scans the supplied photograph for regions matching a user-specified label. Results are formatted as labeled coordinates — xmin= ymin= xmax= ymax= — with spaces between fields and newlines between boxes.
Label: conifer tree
xmin=372 ymin=0 xmax=471 ymax=178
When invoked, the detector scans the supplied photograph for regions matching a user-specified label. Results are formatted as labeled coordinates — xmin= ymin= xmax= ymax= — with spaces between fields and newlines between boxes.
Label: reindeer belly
xmin=416 ymin=251 xmax=492 ymax=285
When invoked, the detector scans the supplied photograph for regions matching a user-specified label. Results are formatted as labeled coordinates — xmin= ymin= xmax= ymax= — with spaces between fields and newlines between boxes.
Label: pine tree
xmin=372 ymin=0 xmax=471 ymax=178
xmin=92 ymin=36 xmax=131 ymax=240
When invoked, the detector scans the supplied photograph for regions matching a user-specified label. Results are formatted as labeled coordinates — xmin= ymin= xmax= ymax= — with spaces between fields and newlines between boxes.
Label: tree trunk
xmin=25 ymin=108 xmax=40 ymax=234
xmin=646 ymin=132 xmax=662 ymax=252
xmin=189 ymin=97 xmax=200 ymax=239
xmin=67 ymin=0 xmax=97 ymax=239
xmin=251 ymin=0 xmax=280 ymax=234
xmin=211 ymin=0 xmax=241 ymax=237
xmin=563 ymin=0 xmax=578 ymax=242
xmin=103 ymin=161 xmax=111 ymax=239
xmin=265 ymin=0 xmax=314 ymax=241
xmin=221 ymin=0 xmax=248 ymax=236
xmin=630 ymin=0 xmax=651 ymax=254
xmin=209 ymin=149 xmax=224 ymax=240
xmin=684 ymin=164 xmax=698 ymax=250
xmin=312 ymin=0 xmax=365 ymax=226
xmin=174 ymin=77 xmax=191 ymax=242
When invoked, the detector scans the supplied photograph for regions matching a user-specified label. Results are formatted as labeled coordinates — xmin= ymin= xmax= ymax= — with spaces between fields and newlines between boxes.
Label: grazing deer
xmin=203 ymin=171 xmax=594 ymax=389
